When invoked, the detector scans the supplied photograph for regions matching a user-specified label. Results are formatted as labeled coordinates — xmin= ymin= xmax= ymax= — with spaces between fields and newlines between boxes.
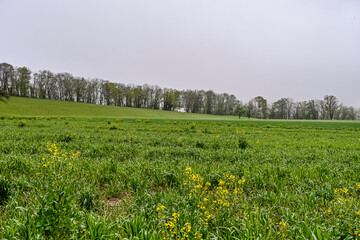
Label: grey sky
xmin=1 ymin=0 xmax=359 ymax=106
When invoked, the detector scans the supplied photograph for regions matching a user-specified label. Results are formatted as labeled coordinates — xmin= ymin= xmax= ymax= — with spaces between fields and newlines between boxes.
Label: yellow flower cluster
xmin=279 ymin=221 xmax=287 ymax=238
xmin=184 ymin=167 xmax=245 ymax=225
xmin=327 ymin=184 xmax=360 ymax=239
xmin=157 ymin=205 xmax=165 ymax=211
xmin=157 ymin=168 xmax=246 ymax=239
xmin=165 ymin=214 xmax=180 ymax=236
xmin=334 ymin=188 xmax=350 ymax=196
xmin=355 ymin=229 xmax=360 ymax=239
xmin=157 ymin=204 xmax=166 ymax=220
xmin=156 ymin=205 xmax=200 ymax=240
xmin=42 ymin=143 xmax=80 ymax=168
xmin=330 ymin=187 xmax=354 ymax=207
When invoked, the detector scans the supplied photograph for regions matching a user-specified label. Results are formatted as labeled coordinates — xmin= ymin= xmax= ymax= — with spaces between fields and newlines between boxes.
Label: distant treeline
xmin=0 ymin=62 xmax=359 ymax=120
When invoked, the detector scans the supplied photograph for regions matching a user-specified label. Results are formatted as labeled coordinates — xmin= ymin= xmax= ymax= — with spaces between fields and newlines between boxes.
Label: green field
xmin=0 ymin=97 xmax=240 ymax=120
xmin=1 ymin=98 xmax=360 ymax=239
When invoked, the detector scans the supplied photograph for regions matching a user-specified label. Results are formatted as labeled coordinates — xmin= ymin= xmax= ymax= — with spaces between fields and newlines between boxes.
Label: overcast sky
xmin=0 ymin=0 xmax=359 ymax=106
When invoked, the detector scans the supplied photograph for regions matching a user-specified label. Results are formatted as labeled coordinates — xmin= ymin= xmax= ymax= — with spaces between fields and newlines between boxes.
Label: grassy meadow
xmin=1 ymin=98 xmax=360 ymax=239
xmin=0 ymin=97 xmax=239 ymax=120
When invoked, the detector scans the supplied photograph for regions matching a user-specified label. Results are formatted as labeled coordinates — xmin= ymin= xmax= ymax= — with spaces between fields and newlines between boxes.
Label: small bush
xmin=195 ymin=141 xmax=205 ymax=149
xmin=58 ymin=134 xmax=73 ymax=142
xmin=78 ymin=189 xmax=97 ymax=211
xmin=35 ymin=190 xmax=80 ymax=238
xmin=109 ymin=124 xmax=117 ymax=130
xmin=18 ymin=120 xmax=27 ymax=128
xmin=238 ymin=136 xmax=249 ymax=149
xmin=0 ymin=178 xmax=11 ymax=205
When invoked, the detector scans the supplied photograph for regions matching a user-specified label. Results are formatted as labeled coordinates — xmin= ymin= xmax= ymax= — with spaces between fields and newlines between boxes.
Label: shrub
xmin=18 ymin=120 xmax=27 ymax=127
xmin=0 ymin=178 xmax=11 ymax=205
xmin=238 ymin=136 xmax=248 ymax=149
xmin=109 ymin=124 xmax=117 ymax=130
xmin=78 ymin=188 xmax=97 ymax=211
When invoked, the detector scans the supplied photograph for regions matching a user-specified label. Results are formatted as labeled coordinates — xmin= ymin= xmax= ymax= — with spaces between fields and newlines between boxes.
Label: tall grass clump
xmin=0 ymin=178 xmax=11 ymax=205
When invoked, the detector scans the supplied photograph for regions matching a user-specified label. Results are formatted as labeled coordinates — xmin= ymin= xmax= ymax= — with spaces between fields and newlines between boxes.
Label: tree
xmin=224 ymin=94 xmax=238 ymax=115
xmin=85 ymin=78 xmax=100 ymax=104
xmin=245 ymin=99 xmax=256 ymax=119
xmin=215 ymin=93 xmax=225 ymax=115
xmin=305 ymin=100 xmax=319 ymax=120
xmin=338 ymin=105 xmax=356 ymax=120
xmin=324 ymin=95 xmax=338 ymax=120
xmin=235 ymin=105 xmax=246 ymax=119
xmin=102 ymin=81 xmax=118 ymax=105
xmin=269 ymin=98 xmax=293 ymax=119
xmin=204 ymin=90 xmax=216 ymax=114
xmin=293 ymin=101 xmax=306 ymax=119
xmin=33 ymin=71 xmax=48 ymax=99
xmin=254 ymin=96 xmax=268 ymax=119
xmin=15 ymin=67 xmax=31 ymax=97
xmin=182 ymin=90 xmax=201 ymax=113
xmin=0 ymin=63 xmax=14 ymax=94
xmin=150 ymin=85 xmax=162 ymax=110
xmin=73 ymin=77 xmax=87 ymax=102
xmin=163 ymin=89 xmax=176 ymax=111
xmin=124 ymin=85 xmax=134 ymax=107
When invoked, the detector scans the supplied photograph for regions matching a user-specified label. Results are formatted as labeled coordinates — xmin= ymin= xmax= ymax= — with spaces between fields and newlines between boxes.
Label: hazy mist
xmin=1 ymin=0 xmax=359 ymax=106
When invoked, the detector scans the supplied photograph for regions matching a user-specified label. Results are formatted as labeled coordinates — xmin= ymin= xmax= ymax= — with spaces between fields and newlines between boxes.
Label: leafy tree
xmin=269 ymin=98 xmax=293 ymax=119
xmin=254 ymin=96 xmax=268 ymax=119
xmin=163 ymin=89 xmax=175 ymax=110
xmin=0 ymin=62 xmax=14 ymax=93
xmin=234 ymin=105 xmax=246 ymax=119
xmin=15 ymin=67 xmax=31 ymax=97
xmin=124 ymin=85 xmax=134 ymax=107
xmin=224 ymin=94 xmax=238 ymax=115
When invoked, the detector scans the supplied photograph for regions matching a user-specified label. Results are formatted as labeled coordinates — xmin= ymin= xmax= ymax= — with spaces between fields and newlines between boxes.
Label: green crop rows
xmin=1 ymin=116 xmax=360 ymax=239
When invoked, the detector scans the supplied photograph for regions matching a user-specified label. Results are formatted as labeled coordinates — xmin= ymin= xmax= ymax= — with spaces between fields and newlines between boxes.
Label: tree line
xmin=0 ymin=62 xmax=359 ymax=120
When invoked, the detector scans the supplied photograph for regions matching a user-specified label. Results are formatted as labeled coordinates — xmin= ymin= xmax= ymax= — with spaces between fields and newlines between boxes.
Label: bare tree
xmin=305 ymin=100 xmax=319 ymax=120
xmin=204 ymin=90 xmax=216 ymax=114
xmin=269 ymin=98 xmax=293 ymax=119
xmin=245 ymin=99 xmax=256 ymax=119
xmin=324 ymin=95 xmax=338 ymax=120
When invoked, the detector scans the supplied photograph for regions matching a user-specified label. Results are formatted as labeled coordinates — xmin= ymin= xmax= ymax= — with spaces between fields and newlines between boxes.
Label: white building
xmin=174 ymin=107 xmax=186 ymax=112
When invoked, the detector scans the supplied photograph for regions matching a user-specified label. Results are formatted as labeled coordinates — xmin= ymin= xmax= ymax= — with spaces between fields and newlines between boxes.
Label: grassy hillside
xmin=0 ymin=97 xmax=238 ymax=120
xmin=1 ymin=97 xmax=360 ymax=130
